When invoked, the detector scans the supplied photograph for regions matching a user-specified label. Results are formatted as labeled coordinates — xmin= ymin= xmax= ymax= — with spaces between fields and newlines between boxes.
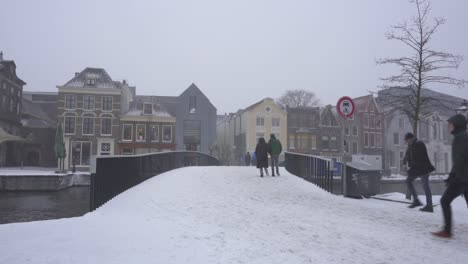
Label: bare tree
xmin=377 ymin=0 xmax=466 ymax=136
xmin=276 ymin=89 xmax=320 ymax=109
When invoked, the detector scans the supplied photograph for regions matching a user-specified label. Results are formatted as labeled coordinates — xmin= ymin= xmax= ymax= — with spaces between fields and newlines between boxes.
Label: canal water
xmin=0 ymin=187 xmax=90 ymax=225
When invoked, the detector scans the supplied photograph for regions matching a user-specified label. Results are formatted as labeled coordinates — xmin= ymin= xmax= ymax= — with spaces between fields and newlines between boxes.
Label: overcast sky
xmin=1 ymin=0 xmax=467 ymax=114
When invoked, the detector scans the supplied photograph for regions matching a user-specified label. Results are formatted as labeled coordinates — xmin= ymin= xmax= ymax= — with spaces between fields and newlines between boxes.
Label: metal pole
xmin=342 ymin=116 xmax=347 ymax=197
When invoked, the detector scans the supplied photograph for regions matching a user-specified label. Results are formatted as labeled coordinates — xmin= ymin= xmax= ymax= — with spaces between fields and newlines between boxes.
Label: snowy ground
xmin=0 ymin=166 xmax=467 ymax=264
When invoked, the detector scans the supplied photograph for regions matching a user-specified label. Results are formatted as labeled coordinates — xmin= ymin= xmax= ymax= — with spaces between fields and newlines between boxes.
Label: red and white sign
xmin=336 ymin=96 xmax=355 ymax=118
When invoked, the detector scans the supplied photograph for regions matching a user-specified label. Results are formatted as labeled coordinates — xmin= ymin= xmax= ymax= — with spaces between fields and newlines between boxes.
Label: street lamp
xmin=456 ymin=100 xmax=468 ymax=116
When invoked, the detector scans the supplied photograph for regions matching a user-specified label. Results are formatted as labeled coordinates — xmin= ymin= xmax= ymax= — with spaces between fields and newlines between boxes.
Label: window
xmin=136 ymin=124 xmax=146 ymax=141
xmin=376 ymin=133 xmax=381 ymax=148
xmin=16 ymin=102 xmax=20 ymax=115
xmin=272 ymin=117 xmax=280 ymax=128
xmin=376 ymin=117 xmax=382 ymax=129
xmin=432 ymin=123 xmax=438 ymax=139
xmin=370 ymin=133 xmax=375 ymax=147
xmin=184 ymin=120 xmax=201 ymax=146
xmin=352 ymin=125 xmax=358 ymax=136
xmin=330 ymin=136 xmax=338 ymax=150
xmin=344 ymin=140 xmax=349 ymax=153
xmin=83 ymin=95 xmax=94 ymax=110
xmin=162 ymin=125 xmax=172 ymax=142
xmin=64 ymin=114 xmax=76 ymax=134
xmin=82 ymin=115 xmax=94 ymax=135
xmin=363 ymin=113 xmax=369 ymax=128
xmin=352 ymin=141 xmax=358 ymax=154
xmin=72 ymin=141 xmax=92 ymax=166
xmin=310 ymin=135 xmax=317 ymax=149
xmin=344 ymin=124 xmax=350 ymax=136
xmin=10 ymin=99 xmax=14 ymax=112
xmin=150 ymin=125 xmax=159 ymax=142
xmin=364 ymin=132 xmax=369 ymax=147
xmin=289 ymin=134 xmax=295 ymax=149
xmin=398 ymin=118 xmax=404 ymax=129
xmin=65 ymin=95 xmax=76 ymax=109
xmin=102 ymin=96 xmax=113 ymax=111
xmin=297 ymin=134 xmax=308 ymax=149
xmin=123 ymin=124 xmax=133 ymax=141
xmin=393 ymin=133 xmax=399 ymax=145
xmin=100 ymin=143 xmax=111 ymax=155
xmin=256 ymin=116 xmax=265 ymax=127
xmin=143 ymin=103 xmax=153 ymax=115
xmin=101 ymin=115 xmax=112 ymax=135
xmin=1 ymin=82 xmax=5 ymax=90
xmin=189 ymin=96 xmax=197 ymax=114
xmin=321 ymin=136 xmax=329 ymax=150
xmin=86 ymin=79 xmax=96 ymax=86
xmin=370 ymin=114 xmax=375 ymax=128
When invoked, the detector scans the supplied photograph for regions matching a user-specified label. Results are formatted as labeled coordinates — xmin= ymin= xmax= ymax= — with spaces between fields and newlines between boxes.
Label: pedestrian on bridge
xmin=268 ymin=134 xmax=282 ymax=176
xmin=255 ymin=137 xmax=269 ymax=177
xmin=245 ymin=152 xmax=251 ymax=166
xmin=432 ymin=114 xmax=468 ymax=239
xmin=404 ymin=132 xmax=435 ymax=212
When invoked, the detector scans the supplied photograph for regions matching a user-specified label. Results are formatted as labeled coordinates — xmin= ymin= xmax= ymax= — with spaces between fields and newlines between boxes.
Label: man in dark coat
xmin=244 ymin=152 xmax=251 ymax=166
xmin=404 ymin=132 xmax=435 ymax=212
xmin=432 ymin=114 xmax=468 ymax=238
xmin=268 ymin=134 xmax=282 ymax=176
xmin=255 ymin=137 xmax=269 ymax=177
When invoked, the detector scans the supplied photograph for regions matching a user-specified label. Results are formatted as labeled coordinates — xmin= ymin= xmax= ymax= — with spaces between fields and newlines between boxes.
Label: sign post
xmin=336 ymin=96 xmax=355 ymax=197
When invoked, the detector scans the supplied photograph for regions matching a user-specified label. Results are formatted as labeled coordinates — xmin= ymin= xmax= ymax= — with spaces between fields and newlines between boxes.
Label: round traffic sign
xmin=336 ymin=96 xmax=355 ymax=118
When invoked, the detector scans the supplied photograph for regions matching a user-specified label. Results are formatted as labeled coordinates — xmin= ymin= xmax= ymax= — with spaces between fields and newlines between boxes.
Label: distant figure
xmin=244 ymin=152 xmax=251 ymax=166
xmin=251 ymin=152 xmax=257 ymax=167
xmin=268 ymin=134 xmax=282 ymax=176
xmin=404 ymin=132 xmax=435 ymax=212
xmin=432 ymin=114 xmax=468 ymax=239
xmin=255 ymin=137 xmax=269 ymax=177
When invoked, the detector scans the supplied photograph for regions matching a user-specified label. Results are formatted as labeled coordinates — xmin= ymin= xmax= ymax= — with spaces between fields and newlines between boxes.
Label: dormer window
xmin=143 ymin=103 xmax=153 ymax=115
xmin=86 ymin=78 xmax=96 ymax=86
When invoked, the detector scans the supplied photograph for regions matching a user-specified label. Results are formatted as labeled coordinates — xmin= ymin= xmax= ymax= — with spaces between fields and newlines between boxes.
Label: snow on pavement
xmin=1 ymin=166 xmax=467 ymax=264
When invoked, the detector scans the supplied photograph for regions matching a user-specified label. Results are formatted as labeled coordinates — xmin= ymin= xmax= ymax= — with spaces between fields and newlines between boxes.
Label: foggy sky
xmin=1 ymin=0 xmax=468 ymax=114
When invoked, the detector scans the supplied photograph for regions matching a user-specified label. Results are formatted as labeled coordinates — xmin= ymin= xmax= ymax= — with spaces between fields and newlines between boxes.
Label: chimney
xmin=123 ymin=79 xmax=127 ymax=85
xmin=0 ymin=51 xmax=3 ymax=61
xmin=75 ymin=72 xmax=79 ymax=76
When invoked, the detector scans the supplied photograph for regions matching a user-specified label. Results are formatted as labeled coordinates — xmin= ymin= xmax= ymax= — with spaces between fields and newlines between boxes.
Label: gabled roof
xmin=243 ymin=97 xmax=276 ymax=112
xmin=60 ymin=68 xmax=119 ymax=89
xmin=179 ymin=83 xmax=216 ymax=110
xmin=353 ymin=94 xmax=375 ymax=112
xmin=21 ymin=98 xmax=56 ymax=128
xmin=123 ymin=95 xmax=173 ymax=117
xmin=0 ymin=60 xmax=26 ymax=85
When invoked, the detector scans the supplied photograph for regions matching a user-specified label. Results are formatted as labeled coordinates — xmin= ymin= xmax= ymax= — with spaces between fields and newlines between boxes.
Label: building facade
xmin=0 ymin=52 xmax=27 ymax=166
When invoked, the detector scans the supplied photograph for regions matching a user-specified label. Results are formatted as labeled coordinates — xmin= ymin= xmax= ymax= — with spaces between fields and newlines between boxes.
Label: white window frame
xmin=64 ymin=114 xmax=76 ymax=135
xmin=83 ymin=95 xmax=95 ymax=111
xmin=143 ymin=103 xmax=153 ymax=115
xmin=162 ymin=125 xmax=172 ymax=143
xmin=64 ymin=94 xmax=76 ymax=110
xmin=82 ymin=114 xmax=95 ymax=136
xmin=100 ymin=115 xmax=112 ymax=136
xmin=363 ymin=113 xmax=369 ymax=128
xmin=150 ymin=125 xmax=159 ymax=142
xmin=122 ymin=124 xmax=133 ymax=141
xmin=364 ymin=132 xmax=369 ymax=147
xmin=352 ymin=125 xmax=358 ymax=136
xmin=102 ymin=96 xmax=113 ymax=112
xmin=136 ymin=124 xmax=146 ymax=142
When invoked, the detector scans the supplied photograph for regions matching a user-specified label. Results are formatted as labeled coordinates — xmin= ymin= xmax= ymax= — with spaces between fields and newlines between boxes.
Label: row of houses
xmin=1 ymin=53 xmax=466 ymax=174
xmin=0 ymin=55 xmax=217 ymax=170
xmin=217 ymin=92 xmax=466 ymax=176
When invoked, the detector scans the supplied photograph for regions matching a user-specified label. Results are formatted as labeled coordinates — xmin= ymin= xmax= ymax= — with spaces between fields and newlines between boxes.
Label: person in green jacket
xmin=268 ymin=134 xmax=282 ymax=176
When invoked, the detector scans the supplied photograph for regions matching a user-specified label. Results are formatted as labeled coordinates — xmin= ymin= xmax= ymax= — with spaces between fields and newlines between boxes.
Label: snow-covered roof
xmin=61 ymin=68 xmax=119 ymax=89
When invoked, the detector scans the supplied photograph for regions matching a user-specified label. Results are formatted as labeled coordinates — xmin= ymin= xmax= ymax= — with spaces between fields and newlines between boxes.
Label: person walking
xmin=432 ymin=114 xmax=468 ymax=238
xmin=251 ymin=152 xmax=256 ymax=167
xmin=244 ymin=152 xmax=251 ymax=166
xmin=255 ymin=137 xmax=269 ymax=177
xmin=268 ymin=134 xmax=282 ymax=176
xmin=404 ymin=132 xmax=435 ymax=212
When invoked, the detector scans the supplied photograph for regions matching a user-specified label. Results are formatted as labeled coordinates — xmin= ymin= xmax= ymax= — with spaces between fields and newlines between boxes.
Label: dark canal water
xmin=0 ymin=187 xmax=90 ymax=225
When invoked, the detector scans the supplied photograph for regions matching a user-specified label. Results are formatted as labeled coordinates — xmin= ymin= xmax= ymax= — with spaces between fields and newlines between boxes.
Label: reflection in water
xmin=0 ymin=187 xmax=90 ymax=224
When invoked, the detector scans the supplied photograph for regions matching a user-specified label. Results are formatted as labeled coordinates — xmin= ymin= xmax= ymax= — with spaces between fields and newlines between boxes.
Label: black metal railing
xmin=284 ymin=152 xmax=334 ymax=193
xmin=90 ymin=151 xmax=220 ymax=211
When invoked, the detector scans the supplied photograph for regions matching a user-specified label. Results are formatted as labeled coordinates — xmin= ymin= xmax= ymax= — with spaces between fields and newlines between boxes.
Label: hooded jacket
xmin=406 ymin=138 xmax=435 ymax=177
xmin=448 ymin=114 xmax=468 ymax=184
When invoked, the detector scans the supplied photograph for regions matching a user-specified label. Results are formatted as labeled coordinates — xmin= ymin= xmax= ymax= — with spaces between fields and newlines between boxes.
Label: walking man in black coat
xmin=432 ymin=114 xmax=468 ymax=238
xmin=404 ymin=132 xmax=435 ymax=212
xmin=255 ymin=137 xmax=269 ymax=177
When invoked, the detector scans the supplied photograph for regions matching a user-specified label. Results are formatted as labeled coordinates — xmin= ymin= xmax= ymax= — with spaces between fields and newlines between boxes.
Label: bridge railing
xmin=89 ymin=151 xmax=220 ymax=211
xmin=284 ymin=152 xmax=334 ymax=193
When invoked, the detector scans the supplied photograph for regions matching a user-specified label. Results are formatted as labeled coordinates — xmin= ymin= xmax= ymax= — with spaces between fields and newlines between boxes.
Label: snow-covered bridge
xmin=1 ymin=166 xmax=467 ymax=264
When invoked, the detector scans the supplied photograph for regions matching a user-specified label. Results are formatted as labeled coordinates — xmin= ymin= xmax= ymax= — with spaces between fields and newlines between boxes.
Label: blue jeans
xmin=406 ymin=174 xmax=432 ymax=206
